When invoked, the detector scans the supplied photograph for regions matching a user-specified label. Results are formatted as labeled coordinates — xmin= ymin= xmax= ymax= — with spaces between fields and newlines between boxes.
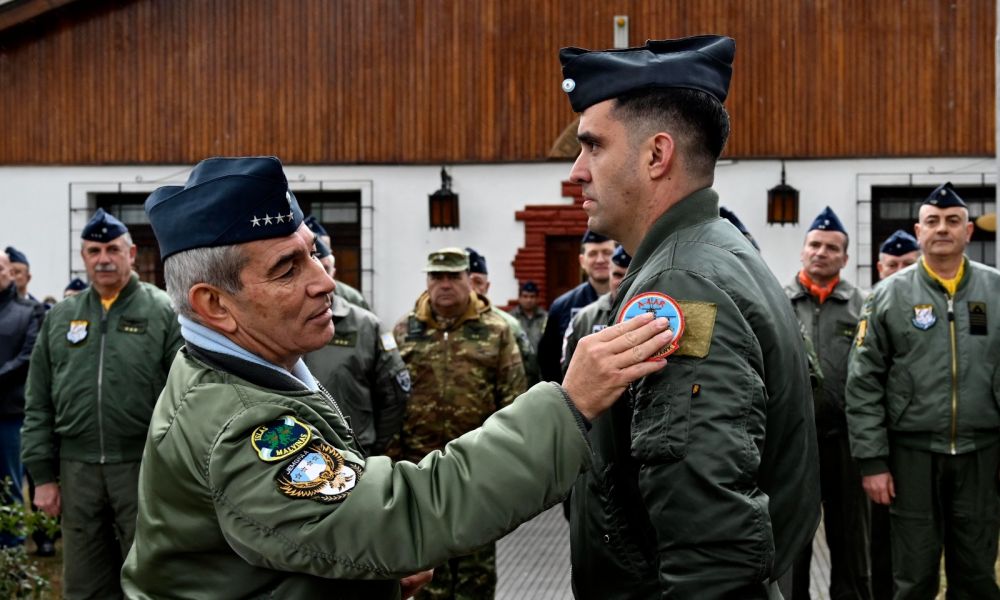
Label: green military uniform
xmin=392 ymin=290 xmax=526 ymax=599
xmin=847 ymin=258 xmax=1000 ymax=599
xmin=508 ymin=305 xmax=547 ymax=351
xmin=304 ymin=294 xmax=409 ymax=454
xmin=560 ymin=292 xmax=613 ymax=377
xmin=569 ymin=189 xmax=820 ymax=598
xmin=492 ymin=305 xmax=539 ymax=387
xmin=23 ymin=272 xmax=182 ymax=598
xmin=335 ymin=279 xmax=370 ymax=310
xmin=121 ymin=344 xmax=591 ymax=599
xmin=785 ymin=276 xmax=871 ymax=600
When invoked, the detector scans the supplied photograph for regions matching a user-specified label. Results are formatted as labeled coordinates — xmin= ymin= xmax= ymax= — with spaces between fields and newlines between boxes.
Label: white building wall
xmin=0 ymin=157 xmax=992 ymax=325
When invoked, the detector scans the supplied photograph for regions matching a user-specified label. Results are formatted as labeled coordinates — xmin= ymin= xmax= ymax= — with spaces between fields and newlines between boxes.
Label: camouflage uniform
xmin=393 ymin=290 xmax=526 ymax=600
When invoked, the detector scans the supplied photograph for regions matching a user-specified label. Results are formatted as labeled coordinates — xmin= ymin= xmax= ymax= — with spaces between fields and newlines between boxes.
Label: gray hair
xmin=164 ymin=245 xmax=248 ymax=321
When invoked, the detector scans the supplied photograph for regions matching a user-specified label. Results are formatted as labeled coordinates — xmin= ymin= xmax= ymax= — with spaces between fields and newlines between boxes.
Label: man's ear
xmin=189 ymin=283 xmax=238 ymax=333
xmin=647 ymin=132 xmax=676 ymax=180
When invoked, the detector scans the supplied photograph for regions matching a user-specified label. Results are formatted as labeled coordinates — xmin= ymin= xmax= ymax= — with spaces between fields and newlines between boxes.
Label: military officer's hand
xmin=34 ymin=482 xmax=61 ymax=517
xmin=562 ymin=313 xmax=672 ymax=421
xmin=400 ymin=569 xmax=434 ymax=598
xmin=863 ymin=472 xmax=895 ymax=506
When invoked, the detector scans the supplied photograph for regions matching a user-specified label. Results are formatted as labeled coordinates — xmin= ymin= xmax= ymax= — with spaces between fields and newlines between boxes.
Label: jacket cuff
xmin=23 ymin=460 xmax=57 ymax=485
xmin=552 ymin=383 xmax=592 ymax=434
xmin=858 ymin=457 xmax=890 ymax=477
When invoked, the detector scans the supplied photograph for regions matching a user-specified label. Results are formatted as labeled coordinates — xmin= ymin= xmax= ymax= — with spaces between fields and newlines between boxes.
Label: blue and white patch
xmin=395 ymin=369 xmax=412 ymax=393
xmin=251 ymin=416 xmax=312 ymax=462
xmin=275 ymin=441 xmax=362 ymax=504
xmin=912 ymin=304 xmax=936 ymax=330
xmin=616 ymin=292 xmax=685 ymax=359
xmin=66 ymin=320 xmax=88 ymax=344
xmin=380 ymin=332 xmax=397 ymax=351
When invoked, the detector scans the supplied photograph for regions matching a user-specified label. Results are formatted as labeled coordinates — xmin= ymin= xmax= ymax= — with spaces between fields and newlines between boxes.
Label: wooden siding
xmin=0 ymin=0 xmax=994 ymax=164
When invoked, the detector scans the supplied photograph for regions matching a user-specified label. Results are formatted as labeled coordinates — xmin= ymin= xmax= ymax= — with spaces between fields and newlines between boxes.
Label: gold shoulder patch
xmin=855 ymin=319 xmax=868 ymax=347
xmin=673 ymin=301 xmax=717 ymax=358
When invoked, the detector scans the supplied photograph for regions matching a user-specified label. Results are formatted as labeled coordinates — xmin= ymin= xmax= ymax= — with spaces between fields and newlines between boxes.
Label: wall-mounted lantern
xmin=767 ymin=161 xmax=799 ymax=226
xmin=429 ymin=167 xmax=459 ymax=229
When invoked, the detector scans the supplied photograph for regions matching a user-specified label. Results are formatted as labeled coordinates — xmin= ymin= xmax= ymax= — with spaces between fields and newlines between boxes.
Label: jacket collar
xmin=626 ymin=187 xmax=720 ymax=278
xmin=185 ymin=343 xmax=307 ymax=393
xmin=917 ymin=256 xmax=970 ymax=294
xmin=789 ymin=272 xmax=855 ymax=302
xmin=87 ymin=272 xmax=141 ymax=306
xmin=330 ymin=293 xmax=351 ymax=319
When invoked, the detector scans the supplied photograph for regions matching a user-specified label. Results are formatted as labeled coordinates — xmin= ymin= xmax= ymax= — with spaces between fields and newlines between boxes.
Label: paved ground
xmin=497 ymin=505 xmax=834 ymax=599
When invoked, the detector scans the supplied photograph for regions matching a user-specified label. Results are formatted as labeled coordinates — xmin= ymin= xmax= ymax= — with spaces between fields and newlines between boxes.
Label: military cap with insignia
xmin=465 ymin=247 xmax=488 ymax=275
xmin=611 ymin=245 xmax=632 ymax=268
xmin=924 ymin=182 xmax=968 ymax=208
xmin=65 ymin=277 xmax=87 ymax=292
xmin=560 ymin=35 xmax=736 ymax=112
xmin=808 ymin=206 xmax=848 ymax=235
xmin=5 ymin=246 xmax=28 ymax=266
xmin=719 ymin=206 xmax=760 ymax=251
xmin=581 ymin=229 xmax=610 ymax=245
xmin=423 ymin=247 xmax=469 ymax=273
xmin=879 ymin=229 xmax=920 ymax=256
xmin=304 ymin=215 xmax=329 ymax=238
xmin=314 ymin=236 xmax=333 ymax=259
xmin=145 ymin=156 xmax=303 ymax=260
xmin=82 ymin=208 xmax=129 ymax=243
xmin=520 ymin=281 xmax=540 ymax=294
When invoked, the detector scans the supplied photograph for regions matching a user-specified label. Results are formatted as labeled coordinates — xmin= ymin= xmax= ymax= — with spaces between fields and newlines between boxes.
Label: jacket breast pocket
xmin=630 ymin=381 xmax=690 ymax=463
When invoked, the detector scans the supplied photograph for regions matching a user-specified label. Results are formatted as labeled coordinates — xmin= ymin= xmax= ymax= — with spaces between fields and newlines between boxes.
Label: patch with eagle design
xmin=275 ymin=441 xmax=363 ymax=504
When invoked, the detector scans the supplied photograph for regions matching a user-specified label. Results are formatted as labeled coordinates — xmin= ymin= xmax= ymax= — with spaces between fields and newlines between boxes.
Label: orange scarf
xmin=798 ymin=271 xmax=840 ymax=304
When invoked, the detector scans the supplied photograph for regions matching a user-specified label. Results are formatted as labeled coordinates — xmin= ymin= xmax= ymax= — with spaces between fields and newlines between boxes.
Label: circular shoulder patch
xmin=616 ymin=292 xmax=685 ymax=360
xmin=251 ymin=416 xmax=312 ymax=462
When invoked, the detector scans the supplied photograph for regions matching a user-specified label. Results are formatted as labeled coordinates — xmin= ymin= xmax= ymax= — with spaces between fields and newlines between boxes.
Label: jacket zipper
xmin=97 ymin=309 xmax=109 ymax=463
xmin=947 ymin=295 xmax=958 ymax=455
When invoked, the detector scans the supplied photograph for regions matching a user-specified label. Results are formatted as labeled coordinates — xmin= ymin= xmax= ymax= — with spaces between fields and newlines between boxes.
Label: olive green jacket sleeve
xmin=209 ymin=381 xmax=588 ymax=579
xmin=845 ymin=292 xmax=892 ymax=475
xmin=22 ymin=315 xmax=57 ymax=483
xmin=370 ymin=334 xmax=409 ymax=454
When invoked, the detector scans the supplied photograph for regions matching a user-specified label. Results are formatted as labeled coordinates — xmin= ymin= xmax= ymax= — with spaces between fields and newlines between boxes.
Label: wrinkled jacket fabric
xmin=22 ymin=274 xmax=182 ymax=483
xmin=846 ymin=259 xmax=1000 ymax=475
xmin=0 ymin=283 xmax=44 ymax=418
xmin=785 ymin=277 xmax=866 ymax=437
xmin=569 ymin=188 xmax=820 ymax=599
xmin=121 ymin=345 xmax=591 ymax=599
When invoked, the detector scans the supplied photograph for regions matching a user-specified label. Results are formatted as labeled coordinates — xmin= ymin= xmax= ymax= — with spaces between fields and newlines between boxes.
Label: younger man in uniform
xmin=561 ymin=244 xmax=630 ymax=374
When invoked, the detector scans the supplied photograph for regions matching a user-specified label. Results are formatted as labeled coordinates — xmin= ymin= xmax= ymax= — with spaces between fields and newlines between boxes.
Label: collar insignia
xmin=66 ymin=320 xmax=88 ymax=344
xmin=275 ymin=441 xmax=363 ymax=504
xmin=617 ymin=292 xmax=685 ymax=359
xmin=251 ymin=416 xmax=312 ymax=462
xmin=912 ymin=304 xmax=936 ymax=330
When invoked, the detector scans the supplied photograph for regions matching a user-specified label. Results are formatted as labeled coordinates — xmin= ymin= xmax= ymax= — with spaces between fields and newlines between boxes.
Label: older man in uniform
xmin=537 ymin=230 xmax=615 ymax=382
xmin=121 ymin=156 xmax=673 ymax=598
xmin=847 ymin=182 xmax=1000 ymax=599
xmin=23 ymin=208 xmax=182 ymax=598
xmin=785 ymin=206 xmax=870 ymax=600
xmin=392 ymin=247 xmax=525 ymax=599
xmin=509 ymin=281 xmax=546 ymax=352
xmin=560 ymin=36 xmax=820 ymax=598
xmin=561 ymin=244 xmax=630 ymax=375
xmin=876 ymin=229 xmax=920 ymax=281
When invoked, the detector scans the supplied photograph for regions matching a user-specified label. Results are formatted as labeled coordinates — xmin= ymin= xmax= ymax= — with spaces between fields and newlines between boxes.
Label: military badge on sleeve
xmin=616 ymin=292 xmax=685 ymax=359
xmin=855 ymin=319 xmax=868 ymax=347
xmin=66 ymin=320 xmax=88 ymax=344
xmin=912 ymin=304 xmax=936 ymax=330
xmin=275 ymin=441 xmax=363 ymax=504
xmin=251 ymin=416 xmax=312 ymax=462
xmin=395 ymin=369 xmax=412 ymax=393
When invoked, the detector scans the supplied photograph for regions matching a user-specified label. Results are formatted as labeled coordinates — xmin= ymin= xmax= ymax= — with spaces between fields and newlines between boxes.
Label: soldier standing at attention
xmin=23 ymin=208 xmax=182 ymax=598
xmin=508 ymin=281 xmax=546 ymax=352
xmin=784 ymin=206 xmax=871 ymax=600
xmin=847 ymin=182 xmax=1000 ymax=599
xmin=561 ymin=244 xmax=630 ymax=375
xmin=536 ymin=230 xmax=615 ymax=382
xmin=392 ymin=247 xmax=526 ymax=599
xmin=560 ymin=36 xmax=820 ymax=598
xmin=876 ymin=229 xmax=920 ymax=281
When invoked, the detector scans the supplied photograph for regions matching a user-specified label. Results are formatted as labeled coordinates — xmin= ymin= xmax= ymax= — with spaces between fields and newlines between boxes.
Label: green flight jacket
xmin=846 ymin=258 xmax=1000 ymax=475
xmin=121 ymin=344 xmax=591 ymax=599
xmin=22 ymin=274 xmax=182 ymax=483
xmin=561 ymin=292 xmax=614 ymax=377
xmin=569 ymin=188 xmax=820 ymax=599
xmin=304 ymin=294 xmax=410 ymax=454
xmin=334 ymin=279 xmax=370 ymax=310
xmin=785 ymin=276 xmax=866 ymax=437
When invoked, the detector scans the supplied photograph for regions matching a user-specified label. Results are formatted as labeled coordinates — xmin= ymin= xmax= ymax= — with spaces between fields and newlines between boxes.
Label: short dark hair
xmin=610 ymin=88 xmax=730 ymax=177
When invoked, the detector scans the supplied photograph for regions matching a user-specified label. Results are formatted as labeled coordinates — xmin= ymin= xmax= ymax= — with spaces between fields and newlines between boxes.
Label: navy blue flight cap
xmin=465 ymin=247 xmax=488 ymax=275
xmin=82 ymin=208 xmax=129 ymax=243
xmin=314 ymin=236 xmax=332 ymax=259
xmin=65 ymin=277 xmax=87 ymax=292
xmin=924 ymin=182 xmax=968 ymax=209
xmin=719 ymin=206 xmax=760 ymax=250
xmin=145 ymin=156 xmax=304 ymax=260
xmin=5 ymin=246 xmax=28 ymax=266
xmin=520 ymin=281 xmax=540 ymax=294
xmin=559 ymin=35 xmax=735 ymax=112
xmin=879 ymin=230 xmax=919 ymax=256
xmin=581 ymin=229 xmax=610 ymax=245
xmin=304 ymin=215 xmax=329 ymax=238
xmin=611 ymin=245 xmax=632 ymax=268
xmin=808 ymin=206 xmax=848 ymax=235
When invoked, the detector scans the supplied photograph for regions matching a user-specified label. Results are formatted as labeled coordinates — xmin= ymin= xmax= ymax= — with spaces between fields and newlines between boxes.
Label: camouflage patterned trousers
xmin=416 ymin=543 xmax=496 ymax=600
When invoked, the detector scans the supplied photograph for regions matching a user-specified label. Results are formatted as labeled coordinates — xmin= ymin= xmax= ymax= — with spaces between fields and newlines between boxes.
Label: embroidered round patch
xmin=251 ymin=416 xmax=312 ymax=462
xmin=616 ymin=292 xmax=685 ymax=360
xmin=275 ymin=441 xmax=363 ymax=504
